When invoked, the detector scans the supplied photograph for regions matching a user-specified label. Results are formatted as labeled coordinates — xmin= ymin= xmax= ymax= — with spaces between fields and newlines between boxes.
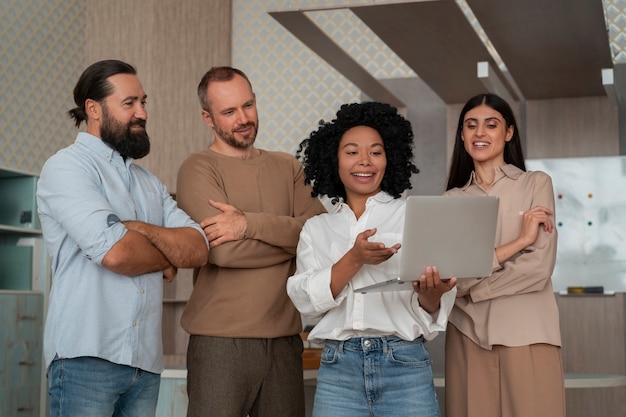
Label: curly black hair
xmin=296 ymin=102 xmax=419 ymax=203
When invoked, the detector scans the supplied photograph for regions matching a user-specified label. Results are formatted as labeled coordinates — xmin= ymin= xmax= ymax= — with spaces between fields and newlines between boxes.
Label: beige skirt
xmin=444 ymin=323 xmax=565 ymax=417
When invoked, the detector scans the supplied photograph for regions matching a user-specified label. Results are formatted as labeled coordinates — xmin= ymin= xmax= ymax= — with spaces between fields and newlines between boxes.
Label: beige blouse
xmin=445 ymin=164 xmax=561 ymax=349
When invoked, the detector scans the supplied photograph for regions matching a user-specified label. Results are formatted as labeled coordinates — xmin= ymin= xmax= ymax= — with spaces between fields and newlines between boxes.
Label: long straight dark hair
xmin=445 ymin=93 xmax=526 ymax=191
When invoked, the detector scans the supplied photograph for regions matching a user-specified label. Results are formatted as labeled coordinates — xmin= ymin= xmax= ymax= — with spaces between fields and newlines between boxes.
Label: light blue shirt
xmin=37 ymin=132 xmax=204 ymax=374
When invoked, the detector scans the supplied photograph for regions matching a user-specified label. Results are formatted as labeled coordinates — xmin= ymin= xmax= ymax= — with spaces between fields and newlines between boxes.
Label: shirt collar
xmin=76 ymin=132 xmax=133 ymax=168
xmin=461 ymin=164 xmax=524 ymax=190
xmin=330 ymin=191 xmax=396 ymax=213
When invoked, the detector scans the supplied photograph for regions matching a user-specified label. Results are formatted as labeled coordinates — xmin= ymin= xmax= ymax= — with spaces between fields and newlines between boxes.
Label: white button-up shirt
xmin=287 ymin=192 xmax=456 ymax=344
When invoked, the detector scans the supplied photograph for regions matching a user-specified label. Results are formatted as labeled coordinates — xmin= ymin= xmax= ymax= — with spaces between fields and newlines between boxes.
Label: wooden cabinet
xmin=0 ymin=292 xmax=45 ymax=417
xmin=0 ymin=167 xmax=49 ymax=417
xmin=556 ymin=294 xmax=626 ymax=416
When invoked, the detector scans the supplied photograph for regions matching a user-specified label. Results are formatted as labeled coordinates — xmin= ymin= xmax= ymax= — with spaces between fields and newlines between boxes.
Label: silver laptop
xmin=354 ymin=195 xmax=499 ymax=293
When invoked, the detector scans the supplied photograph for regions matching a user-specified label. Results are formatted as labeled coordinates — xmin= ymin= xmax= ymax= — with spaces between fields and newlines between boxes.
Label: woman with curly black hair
xmin=296 ymin=101 xmax=418 ymax=204
xmin=287 ymin=102 xmax=456 ymax=417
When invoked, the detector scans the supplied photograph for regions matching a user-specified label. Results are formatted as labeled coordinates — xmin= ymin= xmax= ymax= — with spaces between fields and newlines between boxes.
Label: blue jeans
xmin=47 ymin=357 xmax=160 ymax=417
xmin=313 ymin=336 xmax=441 ymax=417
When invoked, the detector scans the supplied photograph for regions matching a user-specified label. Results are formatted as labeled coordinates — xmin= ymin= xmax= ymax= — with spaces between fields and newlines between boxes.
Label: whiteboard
xmin=526 ymin=156 xmax=626 ymax=293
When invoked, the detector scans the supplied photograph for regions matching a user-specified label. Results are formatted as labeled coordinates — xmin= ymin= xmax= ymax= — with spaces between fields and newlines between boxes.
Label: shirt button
xmin=133 ymin=321 xmax=137 ymax=327
xmin=363 ymin=339 xmax=372 ymax=347
xmin=140 ymin=289 xmax=145 ymax=294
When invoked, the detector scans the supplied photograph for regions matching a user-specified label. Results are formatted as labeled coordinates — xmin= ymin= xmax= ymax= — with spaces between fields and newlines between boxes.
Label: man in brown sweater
xmin=176 ymin=66 xmax=326 ymax=417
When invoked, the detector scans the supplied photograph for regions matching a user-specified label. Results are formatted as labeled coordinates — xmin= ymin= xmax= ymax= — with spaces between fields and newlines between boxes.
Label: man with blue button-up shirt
xmin=36 ymin=59 xmax=209 ymax=417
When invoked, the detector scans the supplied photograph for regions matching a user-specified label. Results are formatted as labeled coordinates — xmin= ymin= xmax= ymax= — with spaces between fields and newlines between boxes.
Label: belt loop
xmin=382 ymin=336 xmax=389 ymax=354
xmin=338 ymin=340 xmax=345 ymax=354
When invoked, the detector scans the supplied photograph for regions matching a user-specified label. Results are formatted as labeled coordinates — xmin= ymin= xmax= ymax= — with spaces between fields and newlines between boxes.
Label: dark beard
xmin=100 ymin=108 xmax=150 ymax=159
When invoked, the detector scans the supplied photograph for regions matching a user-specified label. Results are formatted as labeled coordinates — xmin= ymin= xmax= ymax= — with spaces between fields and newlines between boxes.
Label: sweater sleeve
xmin=244 ymin=159 xmax=326 ymax=254
xmin=177 ymin=151 xmax=324 ymax=269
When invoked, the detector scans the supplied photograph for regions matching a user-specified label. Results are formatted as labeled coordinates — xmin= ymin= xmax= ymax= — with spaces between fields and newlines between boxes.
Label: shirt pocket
xmin=135 ymin=191 xmax=163 ymax=224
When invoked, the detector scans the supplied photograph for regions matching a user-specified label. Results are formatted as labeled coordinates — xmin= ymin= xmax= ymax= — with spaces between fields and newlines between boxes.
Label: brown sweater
xmin=176 ymin=148 xmax=325 ymax=338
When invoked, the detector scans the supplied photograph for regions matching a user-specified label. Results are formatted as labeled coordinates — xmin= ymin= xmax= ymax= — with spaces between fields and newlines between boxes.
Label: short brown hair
xmin=197 ymin=66 xmax=252 ymax=113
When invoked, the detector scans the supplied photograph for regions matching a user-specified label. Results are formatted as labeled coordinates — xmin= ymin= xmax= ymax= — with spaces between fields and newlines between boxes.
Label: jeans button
xmin=363 ymin=339 xmax=371 ymax=347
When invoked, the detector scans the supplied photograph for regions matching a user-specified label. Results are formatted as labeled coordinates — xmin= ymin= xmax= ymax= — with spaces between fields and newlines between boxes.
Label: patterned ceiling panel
xmin=233 ymin=0 xmax=626 ymax=155
xmin=605 ymin=0 xmax=626 ymax=62
xmin=232 ymin=0 xmax=415 ymax=155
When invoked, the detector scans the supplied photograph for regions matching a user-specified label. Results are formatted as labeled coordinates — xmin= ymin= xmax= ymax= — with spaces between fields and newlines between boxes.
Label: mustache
xmin=234 ymin=122 xmax=255 ymax=131
xmin=130 ymin=119 xmax=146 ymax=129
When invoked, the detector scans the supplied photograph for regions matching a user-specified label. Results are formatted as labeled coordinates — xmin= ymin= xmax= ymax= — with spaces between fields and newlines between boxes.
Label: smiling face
xmin=337 ymin=125 xmax=387 ymax=209
xmin=462 ymin=104 xmax=514 ymax=167
xmin=202 ymin=73 xmax=258 ymax=155
xmin=91 ymin=73 xmax=150 ymax=159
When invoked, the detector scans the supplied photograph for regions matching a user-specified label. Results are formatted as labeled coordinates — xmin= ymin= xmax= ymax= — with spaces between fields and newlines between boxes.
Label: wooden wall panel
xmin=85 ymin=0 xmax=231 ymax=192
xmin=525 ymin=96 xmax=619 ymax=159
xmin=84 ymin=0 xmax=231 ymax=365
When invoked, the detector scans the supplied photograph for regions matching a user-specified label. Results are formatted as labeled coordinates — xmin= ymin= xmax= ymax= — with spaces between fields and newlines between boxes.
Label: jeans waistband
xmin=325 ymin=335 xmax=424 ymax=353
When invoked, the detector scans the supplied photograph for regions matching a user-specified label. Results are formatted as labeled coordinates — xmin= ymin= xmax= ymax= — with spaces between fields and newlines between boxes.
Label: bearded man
xmin=36 ymin=59 xmax=209 ymax=417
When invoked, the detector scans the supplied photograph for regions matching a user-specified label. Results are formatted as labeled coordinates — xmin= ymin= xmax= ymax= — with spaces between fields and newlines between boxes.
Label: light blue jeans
xmin=47 ymin=356 xmax=160 ymax=417
xmin=313 ymin=336 xmax=441 ymax=417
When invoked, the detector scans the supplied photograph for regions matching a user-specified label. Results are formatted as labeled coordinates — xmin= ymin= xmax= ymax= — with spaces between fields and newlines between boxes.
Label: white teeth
xmin=474 ymin=142 xmax=489 ymax=147
xmin=353 ymin=173 xmax=373 ymax=177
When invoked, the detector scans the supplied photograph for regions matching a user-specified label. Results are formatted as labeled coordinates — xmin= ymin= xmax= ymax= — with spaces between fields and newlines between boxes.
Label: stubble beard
xmin=214 ymin=121 xmax=259 ymax=150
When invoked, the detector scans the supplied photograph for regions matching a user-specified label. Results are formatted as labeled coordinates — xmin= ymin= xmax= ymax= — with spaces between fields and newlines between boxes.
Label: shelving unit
xmin=0 ymin=167 xmax=49 ymax=417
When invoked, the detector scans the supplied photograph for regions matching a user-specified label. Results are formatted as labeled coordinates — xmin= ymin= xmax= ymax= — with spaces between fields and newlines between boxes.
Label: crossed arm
xmin=102 ymin=222 xmax=208 ymax=279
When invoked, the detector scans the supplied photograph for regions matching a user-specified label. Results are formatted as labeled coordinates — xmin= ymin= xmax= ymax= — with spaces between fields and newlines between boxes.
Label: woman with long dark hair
xmin=444 ymin=93 xmax=565 ymax=417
